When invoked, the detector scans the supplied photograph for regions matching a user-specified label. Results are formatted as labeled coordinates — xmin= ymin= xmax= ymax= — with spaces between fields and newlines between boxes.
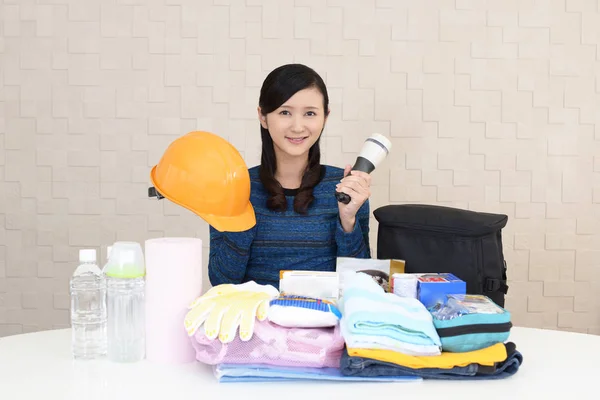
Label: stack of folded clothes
xmin=338 ymin=271 xmax=523 ymax=380
xmin=340 ymin=342 xmax=522 ymax=380
xmin=185 ymin=272 xmax=523 ymax=383
xmin=340 ymin=271 xmax=442 ymax=356
xmin=187 ymin=285 xmax=419 ymax=383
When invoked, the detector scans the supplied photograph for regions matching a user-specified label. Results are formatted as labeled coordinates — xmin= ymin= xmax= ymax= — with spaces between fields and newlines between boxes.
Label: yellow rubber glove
xmin=184 ymin=281 xmax=279 ymax=343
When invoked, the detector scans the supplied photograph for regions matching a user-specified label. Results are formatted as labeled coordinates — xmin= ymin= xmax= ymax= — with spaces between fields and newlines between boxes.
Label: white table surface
xmin=0 ymin=326 xmax=598 ymax=399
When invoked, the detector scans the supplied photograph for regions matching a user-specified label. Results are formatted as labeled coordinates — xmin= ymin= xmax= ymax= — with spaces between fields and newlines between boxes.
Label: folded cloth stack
xmin=340 ymin=271 xmax=443 ymax=356
xmin=342 ymin=341 xmax=522 ymax=380
xmin=185 ymin=281 xmax=419 ymax=382
xmin=338 ymin=271 xmax=523 ymax=380
xmin=184 ymin=274 xmax=522 ymax=382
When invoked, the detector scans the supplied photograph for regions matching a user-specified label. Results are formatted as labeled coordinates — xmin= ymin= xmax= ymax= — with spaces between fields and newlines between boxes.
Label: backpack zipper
xmin=435 ymin=321 xmax=513 ymax=338
xmin=382 ymin=221 xmax=504 ymax=237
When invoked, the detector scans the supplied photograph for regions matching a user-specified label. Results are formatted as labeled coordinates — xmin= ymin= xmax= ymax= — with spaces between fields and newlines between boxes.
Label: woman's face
xmin=258 ymin=87 xmax=328 ymax=160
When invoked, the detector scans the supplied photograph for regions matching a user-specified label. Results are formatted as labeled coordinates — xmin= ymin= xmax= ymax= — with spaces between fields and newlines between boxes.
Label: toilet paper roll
xmin=392 ymin=274 xmax=418 ymax=299
xmin=145 ymin=237 xmax=203 ymax=364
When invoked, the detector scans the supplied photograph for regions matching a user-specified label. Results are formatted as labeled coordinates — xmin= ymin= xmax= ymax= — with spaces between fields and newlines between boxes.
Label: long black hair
xmin=258 ymin=63 xmax=329 ymax=214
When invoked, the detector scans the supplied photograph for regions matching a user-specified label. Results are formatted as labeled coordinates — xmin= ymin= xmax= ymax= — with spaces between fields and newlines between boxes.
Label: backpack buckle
xmin=484 ymin=277 xmax=509 ymax=294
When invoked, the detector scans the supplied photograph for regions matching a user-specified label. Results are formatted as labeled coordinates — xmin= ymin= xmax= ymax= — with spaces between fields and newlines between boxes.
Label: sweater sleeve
xmin=208 ymin=224 xmax=257 ymax=286
xmin=335 ymin=199 xmax=371 ymax=259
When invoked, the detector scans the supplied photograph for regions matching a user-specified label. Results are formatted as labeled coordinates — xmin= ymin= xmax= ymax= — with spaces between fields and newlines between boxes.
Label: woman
xmin=208 ymin=63 xmax=372 ymax=289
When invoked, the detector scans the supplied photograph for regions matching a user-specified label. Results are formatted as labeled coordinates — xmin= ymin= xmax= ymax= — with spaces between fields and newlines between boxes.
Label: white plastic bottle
xmin=105 ymin=242 xmax=146 ymax=362
xmin=70 ymin=248 xmax=107 ymax=359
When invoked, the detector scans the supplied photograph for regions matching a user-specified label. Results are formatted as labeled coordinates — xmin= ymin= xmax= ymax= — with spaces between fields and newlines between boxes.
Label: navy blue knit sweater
xmin=208 ymin=164 xmax=371 ymax=289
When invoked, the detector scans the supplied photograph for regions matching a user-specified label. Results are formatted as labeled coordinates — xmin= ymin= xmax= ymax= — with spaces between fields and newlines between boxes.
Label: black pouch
xmin=373 ymin=204 xmax=509 ymax=307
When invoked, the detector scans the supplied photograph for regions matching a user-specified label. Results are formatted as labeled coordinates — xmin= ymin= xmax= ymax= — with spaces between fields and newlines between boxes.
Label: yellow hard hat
xmin=148 ymin=131 xmax=256 ymax=232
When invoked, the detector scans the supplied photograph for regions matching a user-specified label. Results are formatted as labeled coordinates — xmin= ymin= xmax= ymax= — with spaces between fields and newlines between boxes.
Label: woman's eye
xmin=306 ymin=111 xmax=316 ymax=116
xmin=279 ymin=110 xmax=290 ymax=115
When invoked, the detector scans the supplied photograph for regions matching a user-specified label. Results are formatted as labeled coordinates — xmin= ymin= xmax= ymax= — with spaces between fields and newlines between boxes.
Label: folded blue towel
xmin=341 ymin=272 xmax=442 ymax=348
xmin=214 ymin=363 xmax=421 ymax=383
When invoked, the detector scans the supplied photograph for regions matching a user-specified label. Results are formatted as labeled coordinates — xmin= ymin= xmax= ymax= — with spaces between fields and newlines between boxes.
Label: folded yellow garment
xmin=347 ymin=342 xmax=507 ymax=370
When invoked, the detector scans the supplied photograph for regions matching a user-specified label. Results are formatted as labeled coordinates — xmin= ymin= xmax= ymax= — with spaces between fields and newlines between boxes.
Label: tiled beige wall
xmin=1 ymin=0 xmax=599 ymax=337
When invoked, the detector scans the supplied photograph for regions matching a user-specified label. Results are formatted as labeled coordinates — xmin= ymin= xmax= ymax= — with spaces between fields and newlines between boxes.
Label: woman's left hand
xmin=336 ymin=164 xmax=372 ymax=232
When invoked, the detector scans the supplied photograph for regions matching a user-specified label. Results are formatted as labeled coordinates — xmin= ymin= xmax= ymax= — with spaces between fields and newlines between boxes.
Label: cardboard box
xmin=416 ymin=273 xmax=466 ymax=308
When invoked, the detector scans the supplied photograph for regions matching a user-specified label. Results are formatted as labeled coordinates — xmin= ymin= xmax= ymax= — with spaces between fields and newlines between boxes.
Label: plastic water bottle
xmin=105 ymin=242 xmax=146 ymax=362
xmin=70 ymin=248 xmax=107 ymax=359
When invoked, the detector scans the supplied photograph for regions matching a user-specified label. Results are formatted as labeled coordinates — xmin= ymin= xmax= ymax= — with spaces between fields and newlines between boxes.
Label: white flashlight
xmin=335 ymin=133 xmax=392 ymax=205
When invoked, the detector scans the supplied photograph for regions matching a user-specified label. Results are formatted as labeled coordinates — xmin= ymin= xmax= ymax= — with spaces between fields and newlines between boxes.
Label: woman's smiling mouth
xmin=286 ymin=136 xmax=308 ymax=144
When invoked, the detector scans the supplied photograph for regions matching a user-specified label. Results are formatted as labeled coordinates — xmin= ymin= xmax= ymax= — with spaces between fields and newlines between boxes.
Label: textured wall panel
xmin=1 ymin=0 xmax=599 ymax=336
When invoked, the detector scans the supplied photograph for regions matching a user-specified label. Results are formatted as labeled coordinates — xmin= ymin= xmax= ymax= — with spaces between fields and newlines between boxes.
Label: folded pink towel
xmin=191 ymin=319 xmax=344 ymax=369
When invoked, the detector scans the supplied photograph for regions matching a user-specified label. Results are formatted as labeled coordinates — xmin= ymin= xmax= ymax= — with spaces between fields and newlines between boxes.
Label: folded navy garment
xmin=340 ymin=342 xmax=523 ymax=380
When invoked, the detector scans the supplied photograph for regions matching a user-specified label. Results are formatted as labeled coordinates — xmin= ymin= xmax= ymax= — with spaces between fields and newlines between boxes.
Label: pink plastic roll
xmin=144 ymin=237 xmax=203 ymax=364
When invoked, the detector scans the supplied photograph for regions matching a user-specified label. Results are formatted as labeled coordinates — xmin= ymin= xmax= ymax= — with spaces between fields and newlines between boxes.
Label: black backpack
xmin=373 ymin=204 xmax=509 ymax=307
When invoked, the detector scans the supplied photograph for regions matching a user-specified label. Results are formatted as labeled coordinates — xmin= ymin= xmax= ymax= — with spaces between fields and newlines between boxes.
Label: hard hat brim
xmin=198 ymin=200 xmax=256 ymax=233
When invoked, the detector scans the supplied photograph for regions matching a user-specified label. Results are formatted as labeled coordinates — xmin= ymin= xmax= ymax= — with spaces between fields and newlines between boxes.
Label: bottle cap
xmin=120 ymin=249 xmax=135 ymax=264
xmin=104 ymin=242 xmax=145 ymax=279
xmin=79 ymin=249 xmax=97 ymax=263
